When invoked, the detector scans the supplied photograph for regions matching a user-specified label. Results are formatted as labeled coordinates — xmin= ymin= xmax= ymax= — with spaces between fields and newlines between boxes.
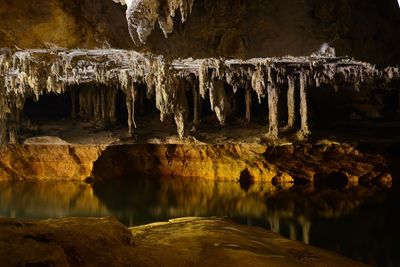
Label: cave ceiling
xmin=0 ymin=0 xmax=399 ymax=64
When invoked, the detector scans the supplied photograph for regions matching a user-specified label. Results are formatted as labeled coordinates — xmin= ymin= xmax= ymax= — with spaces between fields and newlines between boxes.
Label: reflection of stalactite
xmin=289 ymin=223 xmax=297 ymax=241
xmin=301 ymin=219 xmax=311 ymax=245
xmin=268 ymin=215 xmax=280 ymax=233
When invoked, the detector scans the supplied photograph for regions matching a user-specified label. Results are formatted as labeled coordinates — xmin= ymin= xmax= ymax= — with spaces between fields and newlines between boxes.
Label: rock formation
xmin=0 ymin=48 xmax=399 ymax=144
xmin=0 ymin=217 xmax=366 ymax=267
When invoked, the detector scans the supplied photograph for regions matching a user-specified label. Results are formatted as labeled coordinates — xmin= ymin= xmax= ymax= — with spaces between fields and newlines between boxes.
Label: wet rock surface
xmin=0 ymin=216 xmax=366 ymax=267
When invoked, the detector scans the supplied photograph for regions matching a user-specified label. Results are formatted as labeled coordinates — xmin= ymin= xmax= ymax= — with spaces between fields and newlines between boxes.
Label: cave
xmin=24 ymin=93 xmax=72 ymax=121
xmin=0 ymin=1 xmax=400 ymax=267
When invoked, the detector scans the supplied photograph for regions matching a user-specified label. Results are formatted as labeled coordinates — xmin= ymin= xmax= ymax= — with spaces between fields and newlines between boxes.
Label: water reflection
xmin=0 ymin=181 xmax=110 ymax=219
xmin=0 ymin=178 xmax=399 ymax=267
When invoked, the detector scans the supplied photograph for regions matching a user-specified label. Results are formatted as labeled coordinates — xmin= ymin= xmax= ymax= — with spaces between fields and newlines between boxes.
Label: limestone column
xmin=126 ymin=81 xmax=137 ymax=136
xmin=245 ymin=84 xmax=252 ymax=123
xmin=297 ymin=72 xmax=311 ymax=139
xmin=192 ymin=84 xmax=200 ymax=128
xmin=267 ymin=68 xmax=279 ymax=138
xmin=287 ymin=76 xmax=296 ymax=128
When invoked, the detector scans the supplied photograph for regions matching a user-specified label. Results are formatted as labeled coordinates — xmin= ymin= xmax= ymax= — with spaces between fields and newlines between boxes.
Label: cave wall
xmin=0 ymin=0 xmax=132 ymax=49
xmin=1 ymin=0 xmax=399 ymax=64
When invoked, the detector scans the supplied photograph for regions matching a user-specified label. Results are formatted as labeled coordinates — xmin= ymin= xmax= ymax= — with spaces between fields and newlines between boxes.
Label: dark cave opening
xmin=23 ymin=93 xmax=72 ymax=122
xmin=309 ymin=83 xmax=400 ymax=124
xmin=115 ymin=88 xmax=128 ymax=124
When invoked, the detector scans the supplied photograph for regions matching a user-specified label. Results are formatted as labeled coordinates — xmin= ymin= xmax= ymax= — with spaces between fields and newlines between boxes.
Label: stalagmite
xmin=297 ymin=72 xmax=311 ymax=139
xmin=267 ymin=67 xmax=279 ymax=139
xmin=286 ymin=75 xmax=296 ymax=129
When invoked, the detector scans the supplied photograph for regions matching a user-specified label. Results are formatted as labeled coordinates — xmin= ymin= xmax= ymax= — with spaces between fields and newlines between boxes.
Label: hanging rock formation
xmin=114 ymin=0 xmax=194 ymax=46
xmin=0 ymin=48 xmax=399 ymax=144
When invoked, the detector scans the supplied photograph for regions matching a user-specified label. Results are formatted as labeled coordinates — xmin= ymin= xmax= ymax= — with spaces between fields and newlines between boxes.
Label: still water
xmin=0 ymin=178 xmax=399 ymax=267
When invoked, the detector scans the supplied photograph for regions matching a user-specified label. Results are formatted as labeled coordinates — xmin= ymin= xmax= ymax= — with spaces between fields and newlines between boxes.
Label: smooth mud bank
xmin=0 ymin=141 xmax=394 ymax=188
xmin=0 ymin=217 xmax=366 ymax=267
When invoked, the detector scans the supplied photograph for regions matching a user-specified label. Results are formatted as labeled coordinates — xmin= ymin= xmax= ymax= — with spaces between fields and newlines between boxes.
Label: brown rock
xmin=0 ymin=144 xmax=105 ymax=181
xmin=0 ymin=217 xmax=367 ymax=267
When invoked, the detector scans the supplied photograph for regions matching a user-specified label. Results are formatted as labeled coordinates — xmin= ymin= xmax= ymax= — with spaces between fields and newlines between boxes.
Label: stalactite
xmin=118 ymin=0 xmax=195 ymax=46
xmin=0 ymin=48 xmax=399 ymax=143
xmin=210 ymin=80 xmax=229 ymax=125
xmin=267 ymin=67 xmax=279 ymax=139
xmin=199 ymin=60 xmax=209 ymax=99
xmin=251 ymin=68 xmax=266 ymax=104
xmin=286 ymin=75 xmax=296 ymax=129
xmin=297 ymin=71 xmax=311 ymax=140
xmin=155 ymin=60 xmax=173 ymax=122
